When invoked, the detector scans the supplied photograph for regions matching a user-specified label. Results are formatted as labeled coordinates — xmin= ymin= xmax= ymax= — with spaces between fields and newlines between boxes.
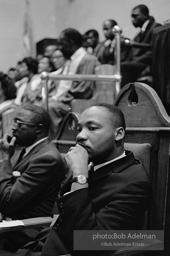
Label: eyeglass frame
xmin=12 ymin=119 xmax=43 ymax=129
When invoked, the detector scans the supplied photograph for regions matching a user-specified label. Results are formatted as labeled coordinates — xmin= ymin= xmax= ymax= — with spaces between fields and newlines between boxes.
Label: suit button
xmin=54 ymin=224 xmax=59 ymax=230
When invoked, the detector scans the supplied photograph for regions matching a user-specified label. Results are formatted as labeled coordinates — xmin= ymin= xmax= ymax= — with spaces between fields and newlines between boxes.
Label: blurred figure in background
xmin=38 ymin=56 xmax=55 ymax=74
xmin=49 ymin=46 xmax=69 ymax=99
xmin=0 ymin=72 xmax=17 ymax=137
xmin=83 ymin=29 xmax=99 ymax=54
xmin=121 ymin=4 xmax=161 ymax=87
xmin=23 ymin=56 xmax=56 ymax=106
xmin=94 ymin=19 xmax=128 ymax=65
xmin=52 ymin=47 xmax=68 ymax=71
xmin=47 ymin=28 xmax=100 ymax=139
xmin=18 ymin=57 xmax=41 ymax=105
xmin=7 ymin=67 xmax=19 ymax=81
xmin=15 ymin=57 xmax=39 ymax=105
xmin=94 ymin=19 xmax=118 ymax=65
xmin=44 ymin=44 xmax=57 ymax=59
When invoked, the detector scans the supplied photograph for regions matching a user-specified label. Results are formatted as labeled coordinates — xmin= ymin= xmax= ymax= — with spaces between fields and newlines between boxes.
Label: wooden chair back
xmin=52 ymin=111 xmax=79 ymax=153
xmin=114 ymin=82 xmax=170 ymax=256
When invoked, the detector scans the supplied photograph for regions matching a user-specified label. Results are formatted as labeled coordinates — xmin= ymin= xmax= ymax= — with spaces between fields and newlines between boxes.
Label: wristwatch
xmin=72 ymin=174 xmax=88 ymax=184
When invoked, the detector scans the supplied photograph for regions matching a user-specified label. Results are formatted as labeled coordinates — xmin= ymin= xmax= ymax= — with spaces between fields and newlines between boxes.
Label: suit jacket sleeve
xmin=54 ymin=178 xmax=151 ymax=253
xmin=0 ymin=152 xmax=62 ymax=216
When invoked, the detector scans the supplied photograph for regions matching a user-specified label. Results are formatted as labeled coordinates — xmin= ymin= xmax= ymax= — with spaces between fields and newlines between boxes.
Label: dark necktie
xmin=138 ymin=30 xmax=144 ymax=41
xmin=15 ymin=148 xmax=26 ymax=165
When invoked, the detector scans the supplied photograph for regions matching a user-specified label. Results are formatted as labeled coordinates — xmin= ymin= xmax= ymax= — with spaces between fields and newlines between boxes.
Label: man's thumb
xmin=10 ymin=136 xmax=16 ymax=146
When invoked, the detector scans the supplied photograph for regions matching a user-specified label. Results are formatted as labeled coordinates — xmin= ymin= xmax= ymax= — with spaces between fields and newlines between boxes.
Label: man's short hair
xmin=105 ymin=19 xmax=118 ymax=28
xmin=93 ymin=103 xmax=126 ymax=130
xmin=61 ymin=28 xmax=83 ymax=47
xmin=133 ymin=4 xmax=149 ymax=17
xmin=20 ymin=104 xmax=51 ymax=133
xmin=22 ymin=57 xmax=38 ymax=74
xmin=84 ymin=29 xmax=99 ymax=40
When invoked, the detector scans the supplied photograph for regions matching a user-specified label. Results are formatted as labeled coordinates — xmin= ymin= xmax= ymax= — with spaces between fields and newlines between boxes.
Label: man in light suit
xmin=42 ymin=103 xmax=152 ymax=256
xmin=121 ymin=4 xmax=161 ymax=86
xmin=0 ymin=104 xmax=66 ymax=252
xmin=47 ymin=28 xmax=100 ymax=139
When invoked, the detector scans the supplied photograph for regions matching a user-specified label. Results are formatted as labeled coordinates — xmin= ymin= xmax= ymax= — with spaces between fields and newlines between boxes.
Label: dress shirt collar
xmin=24 ymin=137 xmax=49 ymax=157
xmin=93 ymin=151 xmax=126 ymax=171
xmin=70 ymin=47 xmax=86 ymax=62
xmin=141 ymin=19 xmax=150 ymax=32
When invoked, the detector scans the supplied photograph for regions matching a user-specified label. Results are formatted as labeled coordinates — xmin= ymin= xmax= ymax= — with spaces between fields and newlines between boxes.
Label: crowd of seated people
xmin=0 ymin=72 xmax=17 ymax=138
xmin=0 ymin=4 xmax=160 ymax=141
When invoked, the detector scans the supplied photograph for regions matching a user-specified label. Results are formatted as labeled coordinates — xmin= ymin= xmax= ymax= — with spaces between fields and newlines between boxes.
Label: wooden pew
xmin=114 ymin=82 xmax=170 ymax=256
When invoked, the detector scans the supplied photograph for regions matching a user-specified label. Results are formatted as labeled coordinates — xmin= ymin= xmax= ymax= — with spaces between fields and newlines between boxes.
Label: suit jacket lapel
xmin=142 ymin=21 xmax=156 ymax=43
xmin=134 ymin=18 xmax=155 ymax=44
xmin=13 ymin=138 xmax=50 ymax=172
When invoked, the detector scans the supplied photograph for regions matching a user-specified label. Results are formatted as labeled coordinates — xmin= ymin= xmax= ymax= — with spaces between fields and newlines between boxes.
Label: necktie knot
xmin=88 ymin=162 xmax=94 ymax=173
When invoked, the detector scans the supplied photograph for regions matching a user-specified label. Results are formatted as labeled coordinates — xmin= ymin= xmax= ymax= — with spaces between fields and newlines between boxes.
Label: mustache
xmin=76 ymin=142 xmax=87 ymax=149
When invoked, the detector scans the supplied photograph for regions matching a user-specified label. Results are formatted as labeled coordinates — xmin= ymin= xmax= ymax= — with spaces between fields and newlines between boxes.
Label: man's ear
xmin=115 ymin=127 xmax=125 ymax=141
xmin=35 ymin=125 xmax=43 ymax=135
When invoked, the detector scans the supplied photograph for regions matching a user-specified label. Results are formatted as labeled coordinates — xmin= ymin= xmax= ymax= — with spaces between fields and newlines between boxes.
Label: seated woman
xmin=0 ymin=72 xmax=17 ymax=137
xmin=49 ymin=46 xmax=69 ymax=98
xmin=15 ymin=57 xmax=39 ymax=105
xmin=26 ymin=55 xmax=56 ymax=106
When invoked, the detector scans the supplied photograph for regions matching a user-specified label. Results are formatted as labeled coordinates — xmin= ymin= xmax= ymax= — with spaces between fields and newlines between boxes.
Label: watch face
xmin=78 ymin=175 xmax=87 ymax=184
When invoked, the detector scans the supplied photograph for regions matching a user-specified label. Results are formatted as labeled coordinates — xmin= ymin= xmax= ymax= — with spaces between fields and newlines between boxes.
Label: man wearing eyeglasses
xmin=0 ymin=104 xmax=66 ymax=253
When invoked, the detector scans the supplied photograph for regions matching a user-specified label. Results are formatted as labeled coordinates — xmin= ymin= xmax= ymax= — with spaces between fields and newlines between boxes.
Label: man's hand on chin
xmin=0 ymin=134 xmax=16 ymax=159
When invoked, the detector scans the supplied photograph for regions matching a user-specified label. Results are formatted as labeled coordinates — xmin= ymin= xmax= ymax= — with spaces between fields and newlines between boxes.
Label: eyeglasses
xmin=53 ymin=55 xmax=64 ymax=59
xmin=12 ymin=120 xmax=43 ymax=129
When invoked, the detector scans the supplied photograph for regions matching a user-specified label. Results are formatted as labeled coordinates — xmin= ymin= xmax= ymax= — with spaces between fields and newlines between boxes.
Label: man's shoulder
xmin=30 ymin=139 xmax=62 ymax=160
xmin=95 ymin=41 xmax=105 ymax=48
xmin=147 ymin=16 xmax=162 ymax=30
xmin=94 ymin=41 xmax=105 ymax=53
xmin=82 ymin=51 xmax=99 ymax=62
xmin=123 ymin=151 xmax=149 ymax=182
xmin=77 ymin=52 xmax=100 ymax=72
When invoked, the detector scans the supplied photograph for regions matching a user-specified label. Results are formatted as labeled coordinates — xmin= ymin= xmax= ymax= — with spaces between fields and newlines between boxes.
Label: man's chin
xmin=14 ymin=139 xmax=22 ymax=147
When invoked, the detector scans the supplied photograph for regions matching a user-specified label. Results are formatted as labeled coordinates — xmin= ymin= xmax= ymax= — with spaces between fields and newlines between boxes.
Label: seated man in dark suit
xmin=0 ymin=104 xmax=66 ymax=252
xmin=121 ymin=4 xmax=161 ymax=87
xmin=94 ymin=19 xmax=129 ymax=65
xmin=94 ymin=19 xmax=118 ymax=65
xmin=42 ymin=103 xmax=152 ymax=256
